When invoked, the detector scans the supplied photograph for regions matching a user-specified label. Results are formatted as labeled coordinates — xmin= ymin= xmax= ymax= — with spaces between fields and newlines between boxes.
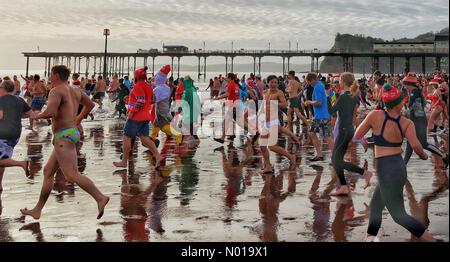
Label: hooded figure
xmin=180 ymin=76 xmax=201 ymax=137
xmin=150 ymin=65 xmax=183 ymax=145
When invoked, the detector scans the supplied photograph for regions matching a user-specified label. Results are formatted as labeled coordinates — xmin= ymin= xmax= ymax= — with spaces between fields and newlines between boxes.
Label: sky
xmin=0 ymin=0 xmax=448 ymax=70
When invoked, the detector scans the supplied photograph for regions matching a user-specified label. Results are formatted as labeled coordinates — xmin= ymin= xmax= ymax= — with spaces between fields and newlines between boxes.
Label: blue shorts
xmin=31 ymin=97 xmax=46 ymax=111
xmin=124 ymin=119 xmax=150 ymax=138
xmin=309 ymin=118 xmax=332 ymax=138
xmin=0 ymin=139 xmax=18 ymax=159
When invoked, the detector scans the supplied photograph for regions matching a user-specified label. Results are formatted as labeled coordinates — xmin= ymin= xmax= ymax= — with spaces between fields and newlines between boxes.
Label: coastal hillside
xmin=320 ymin=27 xmax=449 ymax=74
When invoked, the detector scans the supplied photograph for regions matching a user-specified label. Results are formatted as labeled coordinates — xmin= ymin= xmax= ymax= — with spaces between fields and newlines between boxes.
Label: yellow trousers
xmin=150 ymin=124 xmax=182 ymax=145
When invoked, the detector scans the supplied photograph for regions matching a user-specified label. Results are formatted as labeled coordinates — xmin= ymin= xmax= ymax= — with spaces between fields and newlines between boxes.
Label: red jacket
xmin=126 ymin=81 xmax=153 ymax=121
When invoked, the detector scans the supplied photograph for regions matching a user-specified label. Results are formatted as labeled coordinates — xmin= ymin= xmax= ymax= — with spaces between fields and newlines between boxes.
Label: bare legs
xmin=114 ymin=135 xmax=163 ymax=168
xmin=21 ymin=140 xmax=109 ymax=220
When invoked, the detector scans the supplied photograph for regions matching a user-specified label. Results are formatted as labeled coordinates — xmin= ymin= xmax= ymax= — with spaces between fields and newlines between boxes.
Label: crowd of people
xmin=0 ymin=64 xmax=448 ymax=241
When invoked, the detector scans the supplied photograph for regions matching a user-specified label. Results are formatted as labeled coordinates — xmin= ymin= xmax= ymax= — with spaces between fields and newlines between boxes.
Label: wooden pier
xmin=22 ymin=49 xmax=449 ymax=79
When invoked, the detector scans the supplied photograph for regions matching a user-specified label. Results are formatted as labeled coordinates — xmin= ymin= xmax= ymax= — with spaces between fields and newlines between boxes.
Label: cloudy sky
xmin=0 ymin=0 xmax=448 ymax=69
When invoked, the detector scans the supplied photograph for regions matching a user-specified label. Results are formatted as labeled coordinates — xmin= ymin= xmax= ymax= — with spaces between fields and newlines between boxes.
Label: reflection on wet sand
xmin=0 ymin=99 xmax=447 ymax=242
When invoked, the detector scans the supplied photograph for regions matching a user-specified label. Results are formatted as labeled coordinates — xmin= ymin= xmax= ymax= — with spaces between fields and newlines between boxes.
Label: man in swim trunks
xmin=29 ymin=74 xmax=47 ymax=130
xmin=286 ymin=70 xmax=307 ymax=132
xmin=21 ymin=65 xmax=109 ymax=220
xmin=92 ymin=75 xmax=106 ymax=109
xmin=13 ymin=75 xmax=21 ymax=96
xmin=0 ymin=80 xmax=33 ymax=193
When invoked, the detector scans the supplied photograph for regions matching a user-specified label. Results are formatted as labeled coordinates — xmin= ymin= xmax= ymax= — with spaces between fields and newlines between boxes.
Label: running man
xmin=21 ymin=65 xmax=109 ymax=220
xmin=305 ymin=72 xmax=335 ymax=162
xmin=13 ymin=75 xmax=21 ymax=96
xmin=29 ymin=74 xmax=47 ymax=130
xmin=0 ymin=80 xmax=32 ymax=192
xmin=92 ymin=75 xmax=106 ymax=109
xmin=286 ymin=71 xmax=307 ymax=132
xmin=113 ymin=67 xmax=163 ymax=169
xmin=258 ymin=75 xmax=297 ymax=173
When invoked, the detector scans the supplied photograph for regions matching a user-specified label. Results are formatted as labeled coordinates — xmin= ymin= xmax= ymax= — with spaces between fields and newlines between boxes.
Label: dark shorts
xmin=124 ymin=119 xmax=150 ymax=138
xmin=31 ymin=97 xmax=46 ymax=111
xmin=93 ymin=92 xmax=106 ymax=100
xmin=0 ymin=139 xmax=18 ymax=159
xmin=289 ymin=97 xmax=300 ymax=108
xmin=309 ymin=118 xmax=332 ymax=137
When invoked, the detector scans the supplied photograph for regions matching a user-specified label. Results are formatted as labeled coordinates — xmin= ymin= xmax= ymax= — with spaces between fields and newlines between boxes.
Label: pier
xmin=22 ymin=49 xmax=449 ymax=79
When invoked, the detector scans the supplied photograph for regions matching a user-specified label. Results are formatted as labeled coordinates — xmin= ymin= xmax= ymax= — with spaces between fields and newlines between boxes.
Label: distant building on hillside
xmin=373 ymin=41 xmax=435 ymax=53
xmin=373 ymin=34 xmax=449 ymax=53
xmin=434 ymin=34 xmax=449 ymax=53
xmin=163 ymin=45 xmax=189 ymax=52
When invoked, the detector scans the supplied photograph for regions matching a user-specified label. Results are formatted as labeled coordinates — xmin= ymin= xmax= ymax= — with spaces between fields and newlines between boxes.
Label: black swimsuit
xmin=373 ymin=110 xmax=404 ymax=148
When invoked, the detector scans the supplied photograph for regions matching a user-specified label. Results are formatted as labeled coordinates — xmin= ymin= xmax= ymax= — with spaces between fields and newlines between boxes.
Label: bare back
xmin=96 ymin=80 xmax=106 ymax=92
xmin=370 ymin=110 xmax=411 ymax=157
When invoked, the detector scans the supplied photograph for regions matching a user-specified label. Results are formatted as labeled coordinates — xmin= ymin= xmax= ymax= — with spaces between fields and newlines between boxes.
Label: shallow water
xmin=0 ymin=94 xmax=448 ymax=242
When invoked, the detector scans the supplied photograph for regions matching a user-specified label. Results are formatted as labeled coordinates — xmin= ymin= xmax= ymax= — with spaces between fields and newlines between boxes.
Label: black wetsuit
xmin=367 ymin=111 xmax=426 ymax=238
xmin=403 ymin=88 xmax=447 ymax=166
xmin=329 ymin=91 xmax=365 ymax=186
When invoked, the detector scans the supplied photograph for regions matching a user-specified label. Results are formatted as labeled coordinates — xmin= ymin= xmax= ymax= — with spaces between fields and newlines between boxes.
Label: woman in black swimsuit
xmin=354 ymin=83 xmax=436 ymax=242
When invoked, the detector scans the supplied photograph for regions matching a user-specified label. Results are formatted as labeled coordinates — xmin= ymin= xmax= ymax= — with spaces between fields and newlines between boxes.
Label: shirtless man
xmin=29 ymin=75 xmax=47 ymax=130
xmin=21 ymin=65 xmax=109 ymax=220
xmin=286 ymin=71 xmax=307 ymax=131
xmin=259 ymin=75 xmax=298 ymax=173
xmin=92 ymin=75 xmax=106 ymax=109
xmin=13 ymin=75 xmax=21 ymax=96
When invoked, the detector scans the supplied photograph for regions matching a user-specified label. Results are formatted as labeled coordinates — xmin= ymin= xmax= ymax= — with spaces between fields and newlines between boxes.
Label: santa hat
xmin=333 ymin=74 xmax=341 ymax=83
xmin=430 ymin=78 xmax=440 ymax=86
xmin=134 ymin=66 xmax=148 ymax=80
xmin=72 ymin=80 xmax=81 ymax=86
xmin=402 ymin=72 xmax=418 ymax=87
xmin=382 ymin=84 xmax=404 ymax=108
xmin=160 ymin=65 xmax=171 ymax=75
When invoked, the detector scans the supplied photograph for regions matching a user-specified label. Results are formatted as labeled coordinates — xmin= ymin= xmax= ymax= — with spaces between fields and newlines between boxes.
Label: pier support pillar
xmin=311 ymin=56 xmax=315 ymax=72
xmin=25 ymin=56 xmax=30 ymax=77
xmin=253 ymin=57 xmax=256 ymax=76
xmin=287 ymin=57 xmax=290 ymax=72
xmin=177 ymin=56 xmax=181 ymax=78
xmin=258 ymin=57 xmax=262 ymax=76
xmin=231 ymin=57 xmax=234 ymax=73
xmin=405 ymin=57 xmax=410 ymax=74
xmin=316 ymin=57 xmax=320 ymax=73
xmin=282 ymin=57 xmax=286 ymax=76
xmin=422 ymin=56 xmax=426 ymax=74
xmin=435 ymin=57 xmax=441 ymax=72
xmin=390 ymin=57 xmax=395 ymax=74
xmin=198 ymin=56 xmax=201 ymax=80
xmin=133 ymin=57 xmax=137 ymax=73
xmin=203 ymin=57 xmax=207 ymax=81
xmin=44 ymin=57 xmax=48 ymax=77
xmin=171 ymin=57 xmax=174 ymax=77
xmin=152 ymin=57 xmax=155 ymax=76
xmin=47 ymin=57 xmax=51 ymax=77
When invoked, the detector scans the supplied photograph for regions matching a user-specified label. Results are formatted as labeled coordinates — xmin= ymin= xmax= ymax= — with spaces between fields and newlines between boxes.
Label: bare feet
xmin=330 ymin=186 xmax=351 ymax=196
xmin=20 ymin=208 xmax=41 ymax=220
xmin=113 ymin=161 xmax=128 ymax=168
xmin=97 ymin=196 xmax=110 ymax=220
xmin=363 ymin=170 xmax=374 ymax=189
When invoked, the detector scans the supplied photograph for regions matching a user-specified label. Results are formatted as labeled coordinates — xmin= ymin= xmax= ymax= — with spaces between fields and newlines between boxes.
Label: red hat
xmin=430 ymin=78 xmax=440 ymax=86
xmin=72 ymin=80 xmax=81 ymax=86
xmin=160 ymin=65 xmax=170 ymax=75
xmin=134 ymin=67 xmax=148 ymax=80
xmin=382 ymin=84 xmax=404 ymax=108
xmin=402 ymin=72 xmax=418 ymax=86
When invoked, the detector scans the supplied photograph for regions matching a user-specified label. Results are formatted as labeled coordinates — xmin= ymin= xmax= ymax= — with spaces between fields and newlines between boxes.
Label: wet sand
xmin=0 ymin=93 xmax=448 ymax=242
